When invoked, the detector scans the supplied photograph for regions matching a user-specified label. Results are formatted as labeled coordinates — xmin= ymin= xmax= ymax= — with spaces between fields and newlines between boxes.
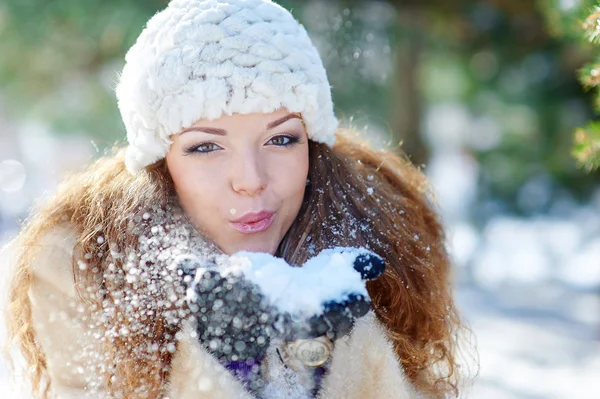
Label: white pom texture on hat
xmin=116 ymin=0 xmax=338 ymax=174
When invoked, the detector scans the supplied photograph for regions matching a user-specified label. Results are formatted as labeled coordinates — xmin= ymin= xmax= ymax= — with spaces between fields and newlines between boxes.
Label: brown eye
xmin=271 ymin=136 xmax=287 ymax=146
xmin=184 ymin=142 xmax=222 ymax=155
xmin=197 ymin=143 xmax=219 ymax=153
xmin=269 ymin=135 xmax=299 ymax=146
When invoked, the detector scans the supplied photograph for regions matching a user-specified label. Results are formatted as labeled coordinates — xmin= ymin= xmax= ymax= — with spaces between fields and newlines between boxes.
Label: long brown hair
xmin=4 ymin=129 xmax=475 ymax=398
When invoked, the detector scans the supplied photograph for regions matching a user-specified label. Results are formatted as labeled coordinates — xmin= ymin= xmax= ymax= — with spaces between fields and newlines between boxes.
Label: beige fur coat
xmin=17 ymin=224 xmax=428 ymax=399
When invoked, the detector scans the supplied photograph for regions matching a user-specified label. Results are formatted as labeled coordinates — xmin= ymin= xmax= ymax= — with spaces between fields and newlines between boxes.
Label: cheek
xmin=269 ymin=148 xmax=309 ymax=206
xmin=167 ymin=158 xmax=225 ymax=223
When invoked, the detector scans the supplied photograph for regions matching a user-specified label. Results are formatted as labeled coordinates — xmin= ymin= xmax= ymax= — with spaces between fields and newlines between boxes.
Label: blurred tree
xmin=0 ymin=0 xmax=168 ymax=144
xmin=295 ymin=0 xmax=598 ymax=216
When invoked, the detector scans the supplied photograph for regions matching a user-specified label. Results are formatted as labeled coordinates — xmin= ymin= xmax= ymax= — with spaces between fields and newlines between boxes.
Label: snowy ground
xmin=449 ymin=209 xmax=600 ymax=398
xmin=456 ymin=283 xmax=600 ymax=398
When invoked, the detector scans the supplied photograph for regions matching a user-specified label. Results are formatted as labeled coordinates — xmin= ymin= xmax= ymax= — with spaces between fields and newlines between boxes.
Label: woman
xmin=4 ymin=0 xmax=474 ymax=398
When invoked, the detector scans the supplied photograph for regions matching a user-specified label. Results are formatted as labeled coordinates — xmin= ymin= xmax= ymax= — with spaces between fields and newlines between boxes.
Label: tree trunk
xmin=390 ymin=6 xmax=428 ymax=167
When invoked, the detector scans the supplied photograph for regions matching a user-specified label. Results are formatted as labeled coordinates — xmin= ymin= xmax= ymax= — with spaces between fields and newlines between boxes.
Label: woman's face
xmin=166 ymin=108 xmax=309 ymax=255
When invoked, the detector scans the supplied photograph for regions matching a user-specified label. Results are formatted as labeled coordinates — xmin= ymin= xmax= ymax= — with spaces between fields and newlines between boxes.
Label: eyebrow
xmin=180 ymin=113 xmax=302 ymax=136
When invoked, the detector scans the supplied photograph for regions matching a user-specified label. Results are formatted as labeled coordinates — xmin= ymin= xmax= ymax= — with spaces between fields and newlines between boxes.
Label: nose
xmin=230 ymin=150 xmax=267 ymax=196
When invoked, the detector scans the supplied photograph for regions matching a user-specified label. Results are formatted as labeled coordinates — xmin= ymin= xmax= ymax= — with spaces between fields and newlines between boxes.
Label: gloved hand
xmin=273 ymin=249 xmax=385 ymax=341
xmin=176 ymin=255 xmax=278 ymax=363
xmin=175 ymin=247 xmax=385 ymax=363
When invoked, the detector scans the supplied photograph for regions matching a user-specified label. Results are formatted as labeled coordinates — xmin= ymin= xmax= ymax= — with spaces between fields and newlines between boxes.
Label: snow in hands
xmin=225 ymin=247 xmax=384 ymax=317
xmin=174 ymin=247 xmax=385 ymax=362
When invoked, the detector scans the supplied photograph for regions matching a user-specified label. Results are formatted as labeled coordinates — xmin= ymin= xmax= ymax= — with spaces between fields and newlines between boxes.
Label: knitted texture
xmin=116 ymin=0 xmax=338 ymax=174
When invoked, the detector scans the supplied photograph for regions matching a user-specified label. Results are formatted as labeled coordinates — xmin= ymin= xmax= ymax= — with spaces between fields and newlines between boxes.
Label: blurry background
xmin=1 ymin=0 xmax=599 ymax=397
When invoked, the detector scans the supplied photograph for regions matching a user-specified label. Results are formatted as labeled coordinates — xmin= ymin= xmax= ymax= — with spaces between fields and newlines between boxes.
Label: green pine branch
xmin=573 ymin=123 xmax=600 ymax=171
xmin=577 ymin=5 xmax=600 ymax=171
xmin=582 ymin=6 xmax=600 ymax=44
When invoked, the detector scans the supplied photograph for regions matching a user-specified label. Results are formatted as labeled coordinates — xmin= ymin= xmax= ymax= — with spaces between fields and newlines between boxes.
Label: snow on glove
xmin=175 ymin=247 xmax=385 ymax=362
xmin=227 ymin=247 xmax=385 ymax=341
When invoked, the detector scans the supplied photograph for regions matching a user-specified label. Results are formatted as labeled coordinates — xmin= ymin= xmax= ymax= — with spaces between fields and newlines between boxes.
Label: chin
xmin=230 ymin=239 xmax=278 ymax=255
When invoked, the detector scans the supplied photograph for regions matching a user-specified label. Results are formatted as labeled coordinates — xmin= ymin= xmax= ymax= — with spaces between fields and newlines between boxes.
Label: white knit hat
xmin=116 ymin=0 xmax=338 ymax=174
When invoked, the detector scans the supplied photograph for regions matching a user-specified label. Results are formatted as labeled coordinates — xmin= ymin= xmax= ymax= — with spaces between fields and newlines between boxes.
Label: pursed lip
xmin=230 ymin=210 xmax=276 ymax=234
xmin=231 ymin=210 xmax=275 ymax=224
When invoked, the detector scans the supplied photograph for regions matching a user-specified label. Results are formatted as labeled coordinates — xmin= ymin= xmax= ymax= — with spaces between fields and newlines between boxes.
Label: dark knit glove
xmin=176 ymin=255 xmax=277 ymax=362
